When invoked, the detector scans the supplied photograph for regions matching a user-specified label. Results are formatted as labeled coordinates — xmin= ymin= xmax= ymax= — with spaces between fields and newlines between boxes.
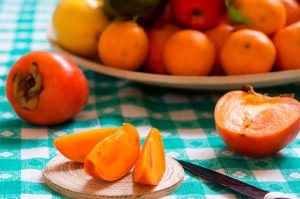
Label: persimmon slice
xmin=84 ymin=123 xmax=140 ymax=181
xmin=53 ymin=127 xmax=120 ymax=163
xmin=214 ymin=87 xmax=300 ymax=157
xmin=133 ymin=128 xmax=166 ymax=185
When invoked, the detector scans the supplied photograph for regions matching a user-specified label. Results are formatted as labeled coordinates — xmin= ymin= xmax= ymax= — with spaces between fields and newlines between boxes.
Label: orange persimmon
xmin=214 ymin=86 xmax=300 ymax=157
xmin=53 ymin=127 xmax=120 ymax=163
xmin=273 ymin=21 xmax=300 ymax=70
xmin=6 ymin=52 xmax=89 ymax=125
xmin=133 ymin=128 xmax=166 ymax=185
xmin=98 ymin=21 xmax=148 ymax=71
xmin=84 ymin=123 xmax=140 ymax=181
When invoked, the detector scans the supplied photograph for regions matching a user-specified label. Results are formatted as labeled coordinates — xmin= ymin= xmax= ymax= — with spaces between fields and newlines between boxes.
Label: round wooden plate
xmin=47 ymin=24 xmax=300 ymax=90
xmin=43 ymin=155 xmax=184 ymax=199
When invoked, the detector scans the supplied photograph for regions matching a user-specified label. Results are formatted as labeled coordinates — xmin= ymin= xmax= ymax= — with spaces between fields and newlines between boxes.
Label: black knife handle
xmin=176 ymin=159 xmax=269 ymax=199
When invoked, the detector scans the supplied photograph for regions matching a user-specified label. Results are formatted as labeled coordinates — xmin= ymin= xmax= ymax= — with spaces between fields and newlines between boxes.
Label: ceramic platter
xmin=47 ymin=24 xmax=300 ymax=90
xmin=43 ymin=155 xmax=184 ymax=199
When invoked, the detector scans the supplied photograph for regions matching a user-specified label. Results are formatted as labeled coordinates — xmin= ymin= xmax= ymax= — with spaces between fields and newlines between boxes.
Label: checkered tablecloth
xmin=1 ymin=0 xmax=300 ymax=198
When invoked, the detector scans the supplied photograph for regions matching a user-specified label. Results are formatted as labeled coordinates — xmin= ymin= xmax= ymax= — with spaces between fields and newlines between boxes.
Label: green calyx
xmin=225 ymin=0 xmax=253 ymax=25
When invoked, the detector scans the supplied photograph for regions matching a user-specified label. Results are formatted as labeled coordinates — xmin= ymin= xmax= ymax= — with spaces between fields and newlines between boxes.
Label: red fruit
xmin=6 ymin=51 xmax=89 ymax=125
xmin=170 ymin=0 xmax=226 ymax=30
xmin=145 ymin=24 xmax=180 ymax=74
xmin=205 ymin=24 xmax=235 ymax=75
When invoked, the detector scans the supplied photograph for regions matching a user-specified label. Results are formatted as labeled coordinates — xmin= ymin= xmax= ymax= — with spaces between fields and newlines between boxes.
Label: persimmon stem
xmin=13 ymin=63 xmax=43 ymax=109
xmin=242 ymin=85 xmax=256 ymax=94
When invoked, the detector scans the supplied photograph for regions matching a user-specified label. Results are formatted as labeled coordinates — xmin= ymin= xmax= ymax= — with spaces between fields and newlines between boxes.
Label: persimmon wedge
xmin=84 ymin=123 xmax=140 ymax=181
xmin=214 ymin=86 xmax=300 ymax=157
xmin=133 ymin=128 xmax=166 ymax=185
xmin=53 ymin=127 xmax=120 ymax=163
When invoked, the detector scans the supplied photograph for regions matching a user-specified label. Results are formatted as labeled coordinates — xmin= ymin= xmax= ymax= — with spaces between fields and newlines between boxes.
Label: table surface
xmin=1 ymin=0 xmax=300 ymax=199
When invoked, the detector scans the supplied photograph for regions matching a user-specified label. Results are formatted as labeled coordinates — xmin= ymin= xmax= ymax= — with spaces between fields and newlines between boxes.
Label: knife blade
xmin=176 ymin=159 xmax=293 ymax=199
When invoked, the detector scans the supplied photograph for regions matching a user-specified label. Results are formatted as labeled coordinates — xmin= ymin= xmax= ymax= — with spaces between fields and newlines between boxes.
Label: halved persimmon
xmin=133 ymin=128 xmax=166 ymax=185
xmin=84 ymin=123 xmax=140 ymax=181
xmin=214 ymin=86 xmax=300 ymax=157
xmin=53 ymin=127 xmax=120 ymax=163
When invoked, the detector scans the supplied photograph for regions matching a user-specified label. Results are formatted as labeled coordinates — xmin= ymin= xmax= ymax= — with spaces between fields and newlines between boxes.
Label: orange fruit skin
xmin=163 ymin=30 xmax=215 ymax=76
xmin=220 ymin=29 xmax=276 ymax=75
xmin=273 ymin=21 xmax=300 ymax=70
xmin=281 ymin=0 xmax=300 ymax=26
xmin=205 ymin=24 xmax=235 ymax=75
xmin=234 ymin=0 xmax=286 ymax=35
xmin=145 ymin=24 xmax=180 ymax=74
xmin=6 ymin=52 xmax=89 ymax=125
xmin=98 ymin=21 xmax=149 ymax=71
xmin=214 ymin=90 xmax=300 ymax=157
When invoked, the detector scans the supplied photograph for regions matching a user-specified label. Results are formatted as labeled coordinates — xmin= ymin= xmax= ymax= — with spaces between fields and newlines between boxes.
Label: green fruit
xmin=104 ymin=0 xmax=168 ymax=28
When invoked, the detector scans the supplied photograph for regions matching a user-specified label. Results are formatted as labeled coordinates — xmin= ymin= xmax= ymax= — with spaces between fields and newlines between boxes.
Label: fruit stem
xmin=132 ymin=15 xmax=140 ymax=23
xmin=242 ymin=85 xmax=256 ymax=95
xmin=192 ymin=9 xmax=202 ymax=17
xmin=13 ymin=63 xmax=43 ymax=109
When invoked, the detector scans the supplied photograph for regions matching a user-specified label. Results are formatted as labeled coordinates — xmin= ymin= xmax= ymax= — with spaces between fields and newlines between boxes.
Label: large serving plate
xmin=47 ymin=24 xmax=300 ymax=90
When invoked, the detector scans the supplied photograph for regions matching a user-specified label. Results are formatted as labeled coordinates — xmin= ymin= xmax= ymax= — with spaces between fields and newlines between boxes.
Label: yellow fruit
xmin=53 ymin=0 xmax=109 ymax=57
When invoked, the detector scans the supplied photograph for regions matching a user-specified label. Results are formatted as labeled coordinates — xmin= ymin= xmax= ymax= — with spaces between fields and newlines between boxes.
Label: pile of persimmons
xmin=53 ymin=0 xmax=300 ymax=76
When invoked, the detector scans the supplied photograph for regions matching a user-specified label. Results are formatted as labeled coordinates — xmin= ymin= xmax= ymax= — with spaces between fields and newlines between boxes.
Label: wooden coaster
xmin=43 ymin=155 xmax=184 ymax=199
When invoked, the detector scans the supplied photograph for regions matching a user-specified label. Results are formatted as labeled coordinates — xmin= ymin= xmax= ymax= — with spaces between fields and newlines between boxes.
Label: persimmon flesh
xmin=84 ymin=123 xmax=140 ymax=181
xmin=133 ymin=128 xmax=166 ymax=185
xmin=214 ymin=87 xmax=300 ymax=157
xmin=53 ymin=127 xmax=121 ymax=163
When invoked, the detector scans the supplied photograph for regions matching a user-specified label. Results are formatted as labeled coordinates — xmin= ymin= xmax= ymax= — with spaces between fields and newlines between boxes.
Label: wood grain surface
xmin=43 ymin=155 xmax=184 ymax=199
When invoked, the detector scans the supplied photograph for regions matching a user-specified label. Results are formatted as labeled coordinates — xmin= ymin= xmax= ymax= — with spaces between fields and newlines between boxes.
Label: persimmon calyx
xmin=242 ymin=85 xmax=295 ymax=99
xmin=13 ymin=63 xmax=43 ymax=109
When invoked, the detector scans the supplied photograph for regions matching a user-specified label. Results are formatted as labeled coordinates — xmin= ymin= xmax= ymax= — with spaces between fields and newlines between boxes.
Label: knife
xmin=176 ymin=159 xmax=294 ymax=199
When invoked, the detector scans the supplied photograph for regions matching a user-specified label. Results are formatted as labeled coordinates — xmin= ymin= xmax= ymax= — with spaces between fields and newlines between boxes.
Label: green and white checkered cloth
xmin=1 ymin=0 xmax=300 ymax=198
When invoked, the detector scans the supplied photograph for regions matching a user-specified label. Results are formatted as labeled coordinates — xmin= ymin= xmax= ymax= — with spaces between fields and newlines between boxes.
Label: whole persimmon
xmin=169 ymin=0 xmax=226 ymax=30
xmin=220 ymin=29 xmax=276 ymax=75
xmin=273 ymin=21 xmax=300 ymax=70
xmin=164 ymin=30 xmax=215 ymax=76
xmin=6 ymin=51 xmax=89 ymax=125
xmin=232 ymin=0 xmax=286 ymax=35
xmin=145 ymin=23 xmax=180 ymax=74
xmin=98 ymin=21 xmax=149 ymax=71
xmin=214 ymin=86 xmax=300 ymax=157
